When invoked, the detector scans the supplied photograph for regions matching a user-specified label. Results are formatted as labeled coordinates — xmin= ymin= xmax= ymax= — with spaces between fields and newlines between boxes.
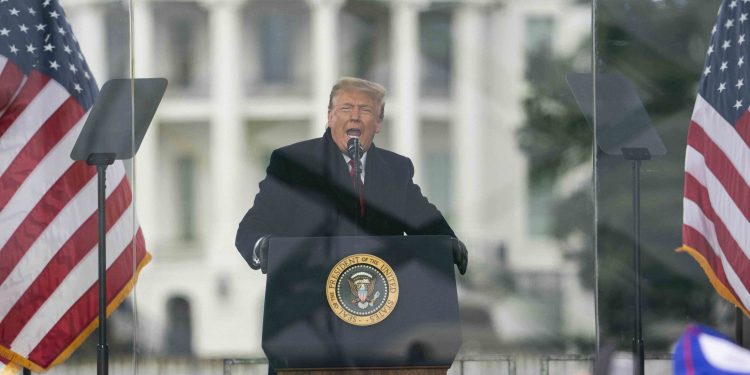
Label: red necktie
xmin=348 ymin=160 xmax=365 ymax=217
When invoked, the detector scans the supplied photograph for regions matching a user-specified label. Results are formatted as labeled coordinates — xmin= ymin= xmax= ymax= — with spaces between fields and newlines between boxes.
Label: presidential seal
xmin=326 ymin=254 xmax=399 ymax=326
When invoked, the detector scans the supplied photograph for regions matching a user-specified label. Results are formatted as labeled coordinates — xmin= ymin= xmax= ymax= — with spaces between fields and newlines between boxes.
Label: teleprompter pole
xmin=633 ymin=159 xmax=644 ymax=375
xmin=623 ymin=147 xmax=650 ymax=375
xmin=87 ymin=153 xmax=115 ymax=375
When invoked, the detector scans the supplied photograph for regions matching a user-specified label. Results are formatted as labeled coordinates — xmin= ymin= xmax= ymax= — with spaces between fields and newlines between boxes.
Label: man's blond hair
xmin=328 ymin=77 xmax=386 ymax=121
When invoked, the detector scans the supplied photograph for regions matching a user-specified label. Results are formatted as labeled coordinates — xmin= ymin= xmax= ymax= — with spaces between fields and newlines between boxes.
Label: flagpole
xmin=96 ymin=162 xmax=108 ymax=375
xmin=737 ymin=307 xmax=744 ymax=346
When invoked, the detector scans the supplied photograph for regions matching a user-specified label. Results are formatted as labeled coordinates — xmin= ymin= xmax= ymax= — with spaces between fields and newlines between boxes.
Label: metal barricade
xmin=455 ymin=354 xmax=516 ymax=375
xmin=540 ymin=352 xmax=673 ymax=375
xmin=223 ymin=358 xmax=269 ymax=375
xmin=540 ymin=354 xmax=594 ymax=375
xmin=222 ymin=356 xmax=517 ymax=375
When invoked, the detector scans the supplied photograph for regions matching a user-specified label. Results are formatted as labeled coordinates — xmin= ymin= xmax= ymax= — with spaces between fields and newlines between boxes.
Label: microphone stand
xmin=348 ymin=138 xmax=363 ymax=233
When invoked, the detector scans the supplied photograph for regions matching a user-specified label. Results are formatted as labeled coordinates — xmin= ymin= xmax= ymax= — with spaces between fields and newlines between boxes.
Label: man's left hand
xmin=452 ymin=238 xmax=468 ymax=275
xmin=251 ymin=235 xmax=271 ymax=274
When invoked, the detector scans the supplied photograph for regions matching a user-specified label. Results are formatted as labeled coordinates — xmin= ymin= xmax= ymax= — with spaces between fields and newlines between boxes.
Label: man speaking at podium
xmin=235 ymin=77 xmax=467 ymax=275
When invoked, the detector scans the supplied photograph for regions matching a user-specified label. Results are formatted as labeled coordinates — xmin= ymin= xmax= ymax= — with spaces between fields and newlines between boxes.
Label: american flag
xmin=0 ymin=0 xmax=149 ymax=371
xmin=682 ymin=0 xmax=750 ymax=317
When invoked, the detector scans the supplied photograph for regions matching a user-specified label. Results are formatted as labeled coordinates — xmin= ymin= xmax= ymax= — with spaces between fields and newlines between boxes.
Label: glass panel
xmin=0 ymin=0 xmax=139 ymax=373
xmin=509 ymin=0 xmax=594 ymax=360
xmin=90 ymin=1 xmax=600 ymax=374
xmin=594 ymin=0 xmax=734 ymax=371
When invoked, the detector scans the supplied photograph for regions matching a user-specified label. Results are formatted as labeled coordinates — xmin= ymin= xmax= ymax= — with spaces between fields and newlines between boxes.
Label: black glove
xmin=452 ymin=238 xmax=468 ymax=275
xmin=251 ymin=235 xmax=270 ymax=274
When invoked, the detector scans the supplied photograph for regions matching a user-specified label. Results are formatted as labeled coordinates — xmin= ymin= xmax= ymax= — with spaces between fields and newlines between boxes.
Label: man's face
xmin=327 ymin=89 xmax=382 ymax=153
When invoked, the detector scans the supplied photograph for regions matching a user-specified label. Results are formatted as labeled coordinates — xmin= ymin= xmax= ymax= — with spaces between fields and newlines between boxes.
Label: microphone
xmin=347 ymin=135 xmax=364 ymax=225
xmin=347 ymin=137 xmax=362 ymax=159
xmin=347 ymin=137 xmax=363 ymax=174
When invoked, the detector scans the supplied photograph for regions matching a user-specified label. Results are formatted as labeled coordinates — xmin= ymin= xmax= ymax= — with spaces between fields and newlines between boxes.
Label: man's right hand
xmin=452 ymin=238 xmax=468 ymax=275
xmin=251 ymin=235 xmax=270 ymax=274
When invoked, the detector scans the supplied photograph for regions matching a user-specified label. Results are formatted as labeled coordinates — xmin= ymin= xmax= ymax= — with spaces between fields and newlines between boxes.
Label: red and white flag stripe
xmin=682 ymin=94 xmax=750 ymax=315
xmin=0 ymin=54 xmax=150 ymax=371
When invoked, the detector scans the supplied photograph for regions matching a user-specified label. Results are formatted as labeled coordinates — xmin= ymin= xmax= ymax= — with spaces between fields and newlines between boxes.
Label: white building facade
xmin=64 ymin=0 xmax=592 ymax=358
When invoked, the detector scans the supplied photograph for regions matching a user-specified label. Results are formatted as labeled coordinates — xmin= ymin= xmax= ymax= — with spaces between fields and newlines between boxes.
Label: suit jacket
xmin=235 ymin=129 xmax=455 ymax=266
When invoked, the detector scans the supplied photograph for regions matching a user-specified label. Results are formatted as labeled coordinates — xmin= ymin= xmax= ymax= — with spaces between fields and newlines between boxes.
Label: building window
xmin=527 ymin=176 xmax=554 ymax=236
xmin=420 ymin=5 xmax=452 ymax=97
xmin=340 ymin=1 xmax=390 ymax=86
xmin=425 ymin=151 xmax=452 ymax=219
xmin=161 ymin=122 xmax=208 ymax=247
xmin=525 ymin=15 xmax=555 ymax=56
xmin=243 ymin=0 xmax=310 ymax=95
xmin=176 ymin=156 xmax=196 ymax=241
xmin=164 ymin=296 xmax=193 ymax=357
xmin=245 ymin=120 xmax=309 ymax=194
xmin=172 ymin=19 xmax=195 ymax=87
xmin=422 ymin=121 xmax=453 ymax=220
xmin=153 ymin=2 xmax=210 ymax=96
xmin=259 ymin=11 xmax=293 ymax=83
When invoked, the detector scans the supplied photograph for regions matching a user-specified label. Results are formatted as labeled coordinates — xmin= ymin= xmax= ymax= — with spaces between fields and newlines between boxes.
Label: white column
xmin=207 ymin=0 xmax=244 ymax=267
xmin=452 ymin=1 xmax=485 ymax=236
xmin=487 ymin=4 xmax=527 ymax=259
xmin=133 ymin=0 xmax=160 ymax=248
xmin=205 ymin=2 xmax=271 ymax=357
xmin=390 ymin=0 xmax=426 ymax=183
xmin=307 ymin=0 xmax=344 ymax=137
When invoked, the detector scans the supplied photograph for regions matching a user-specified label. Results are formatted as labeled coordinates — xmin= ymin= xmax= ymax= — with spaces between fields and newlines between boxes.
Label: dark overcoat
xmin=235 ymin=129 xmax=455 ymax=266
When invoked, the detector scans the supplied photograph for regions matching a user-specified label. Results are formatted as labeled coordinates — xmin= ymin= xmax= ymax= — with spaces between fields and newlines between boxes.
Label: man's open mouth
xmin=346 ymin=129 xmax=361 ymax=138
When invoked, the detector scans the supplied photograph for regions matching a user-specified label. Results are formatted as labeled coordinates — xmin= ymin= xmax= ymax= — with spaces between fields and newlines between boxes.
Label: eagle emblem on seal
xmin=347 ymin=271 xmax=381 ymax=309
xmin=326 ymin=254 xmax=398 ymax=325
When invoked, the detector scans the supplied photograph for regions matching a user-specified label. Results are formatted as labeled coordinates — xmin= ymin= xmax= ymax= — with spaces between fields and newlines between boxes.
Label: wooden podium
xmin=262 ymin=236 xmax=461 ymax=374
